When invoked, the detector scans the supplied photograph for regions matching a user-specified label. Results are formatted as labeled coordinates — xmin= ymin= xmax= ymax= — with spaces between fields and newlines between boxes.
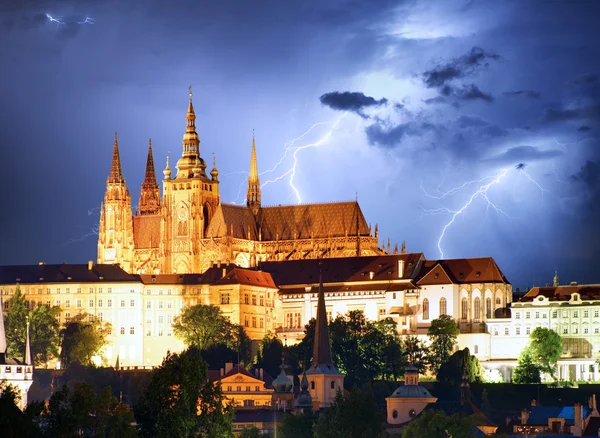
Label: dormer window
xmin=434 ymin=274 xmax=439 ymax=279
xmin=459 ymin=273 xmax=464 ymax=280
xmin=476 ymin=271 xmax=481 ymax=278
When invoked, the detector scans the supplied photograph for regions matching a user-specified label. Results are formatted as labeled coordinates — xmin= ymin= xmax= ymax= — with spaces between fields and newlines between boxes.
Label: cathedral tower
xmin=247 ymin=131 xmax=261 ymax=215
xmin=160 ymin=86 xmax=220 ymax=273
xmin=98 ymin=133 xmax=135 ymax=272
xmin=138 ymin=139 xmax=161 ymax=215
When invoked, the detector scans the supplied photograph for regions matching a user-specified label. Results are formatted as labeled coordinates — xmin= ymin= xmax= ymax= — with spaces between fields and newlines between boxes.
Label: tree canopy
xmin=513 ymin=349 xmax=542 ymax=384
xmin=41 ymin=382 xmax=136 ymax=438
xmin=4 ymin=286 xmax=61 ymax=365
xmin=437 ymin=348 xmax=484 ymax=385
xmin=313 ymin=388 xmax=385 ymax=438
xmin=527 ymin=327 xmax=562 ymax=379
xmin=172 ymin=304 xmax=251 ymax=364
xmin=402 ymin=335 xmax=429 ymax=374
xmin=134 ymin=347 xmax=234 ymax=438
xmin=288 ymin=311 xmax=406 ymax=387
xmin=427 ymin=315 xmax=460 ymax=374
xmin=255 ymin=333 xmax=284 ymax=378
xmin=402 ymin=410 xmax=478 ymax=438
xmin=60 ymin=315 xmax=111 ymax=367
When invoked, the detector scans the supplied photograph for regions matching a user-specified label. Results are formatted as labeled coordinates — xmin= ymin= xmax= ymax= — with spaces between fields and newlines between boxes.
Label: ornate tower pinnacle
xmin=312 ymin=262 xmax=333 ymax=367
xmin=553 ymin=269 xmax=559 ymax=287
xmin=176 ymin=86 xmax=204 ymax=179
xmin=210 ymin=154 xmax=219 ymax=181
xmin=108 ymin=132 xmax=125 ymax=184
xmin=247 ymin=130 xmax=261 ymax=215
xmin=138 ymin=139 xmax=161 ymax=215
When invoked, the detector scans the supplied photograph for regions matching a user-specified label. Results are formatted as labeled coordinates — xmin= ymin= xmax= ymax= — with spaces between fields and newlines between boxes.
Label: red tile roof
xmin=214 ymin=268 xmax=276 ymax=288
xmin=417 ymin=257 xmax=509 ymax=285
xmin=133 ymin=215 xmax=161 ymax=248
xmin=520 ymin=284 xmax=600 ymax=302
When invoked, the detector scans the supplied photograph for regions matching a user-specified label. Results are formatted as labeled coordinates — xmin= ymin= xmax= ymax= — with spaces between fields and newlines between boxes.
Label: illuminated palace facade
xmin=97 ymin=88 xmax=383 ymax=275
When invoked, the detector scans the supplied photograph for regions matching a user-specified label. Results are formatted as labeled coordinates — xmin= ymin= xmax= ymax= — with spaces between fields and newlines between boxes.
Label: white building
xmin=487 ymin=282 xmax=600 ymax=382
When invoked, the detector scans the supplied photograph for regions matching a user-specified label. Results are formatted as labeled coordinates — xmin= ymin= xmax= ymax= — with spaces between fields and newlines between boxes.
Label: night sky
xmin=1 ymin=0 xmax=599 ymax=289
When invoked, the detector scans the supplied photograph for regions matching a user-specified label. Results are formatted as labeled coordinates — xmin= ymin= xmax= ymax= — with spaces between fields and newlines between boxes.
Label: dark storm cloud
xmin=484 ymin=145 xmax=562 ymax=166
xmin=456 ymin=115 xmax=488 ymax=128
xmin=578 ymin=125 xmax=591 ymax=132
xmin=422 ymin=47 xmax=499 ymax=88
xmin=319 ymin=91 xmax=388 ymax=118
xmin=425 ymin=84 xmax=493 ymax=104
xmin=571 ymin=160 xmax=600 ymax=187
xmin=365 ymin=122 xmax=415 ymax=148
xmin=541 ymin=104 xmax=600 ymax=123
xmin=572 ymin=74 xmax=599 ymax=86
xmin=503 ymin=90 xmax=541 ymax=99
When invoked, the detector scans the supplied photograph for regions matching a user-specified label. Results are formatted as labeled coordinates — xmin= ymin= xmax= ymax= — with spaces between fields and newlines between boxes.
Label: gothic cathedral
xmin=97 ymin=88 xmax=384 ymax=274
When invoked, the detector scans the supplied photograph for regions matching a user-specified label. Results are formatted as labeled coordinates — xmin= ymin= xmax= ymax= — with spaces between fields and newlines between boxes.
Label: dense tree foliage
xmin=288 ymin=311 xmax=406 ymax=387
xmin=437 ymin=348 xmax=484 ymax=385
xmin=279 ymin=412 xmax=315 ymax=438
xmin=402 ymin=335 xmax=429 ymax=374
xmin=41 ymin=382 xmax=136 ymax=438
xmin=255 ymin=333 xmax=284 ymax=378
xmin=313 ymin=388 xmax=385 ymax=438
xmin=60 ymin=315 xmax=111 ymax=367
xmin=239 ymin=426 xmax=264 ymax=438
xmin=0 ymin=383 xmax=43 ymax=437
xmin=173 ymin=304 xmax=251 ymax=364
xmin=513 ymin=349 xmax=542 ymax=384
xmin=134 ymin=347 xmax=234 ymax=438
xmin=4 ymin=286 xmax=61 ymax=365
xmin=527 ymin=327 xmax=562 ymax=379
xmin=427 ymin=315 xmax=460 ymax=374
xmin=402 ymin=410 xmax=478 ymax=438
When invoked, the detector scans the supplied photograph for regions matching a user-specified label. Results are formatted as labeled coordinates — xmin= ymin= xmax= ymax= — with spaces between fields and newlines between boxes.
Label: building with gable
xmin=97 ymin=87 xmax=385 ymax=275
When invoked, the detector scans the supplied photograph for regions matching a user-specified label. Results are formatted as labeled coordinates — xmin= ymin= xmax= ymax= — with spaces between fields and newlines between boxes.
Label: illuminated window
xmin=439 ymin=298 xmax=447 ymax=316
xmin=461 ymin=298 xmax=468 ymax=321
xmin=504 ymin=327 xmax=509 ymax=335
xmin=422 ymin=299 xmax=429 ymax=320
xmin=474 ymin=298 xmax=481 ymax=322
xmin=221 ymin=293 xmax=230 ymax=305
xmin=130 ymin=299 xmax=135 ymax=307
xmin=120 ymin=327 xmax=125 ymax=335
xmin=486 ymin=298 xmax=492 ymax=318
xmin=252 ymin=295 xmax=257 ymax=305
xmin=130 ymin=327 xmax=135 ymax=335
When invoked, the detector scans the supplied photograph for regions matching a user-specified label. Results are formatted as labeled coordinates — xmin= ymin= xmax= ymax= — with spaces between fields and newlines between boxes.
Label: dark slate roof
xmin=583 ymin=415 xmax=600 ymax=436
xmin=214 ymin=268 xmax=276 ymax=288
xmin=0 ymin=264 xmax=138 ymax=284
xmin=417 ymin=257 xmax=510 ymax=285
xmin=524 ymin=405 xmax=591 ymax=426
xmin=233 ymin=409 xmax=284 ymax=423
xmin=138 ymin=264 xmax=236 ymax=285
xmin=258 ymin=253 xmax=425 ymax=286
xmin=520 ymin=285 xmax=600 ymax=302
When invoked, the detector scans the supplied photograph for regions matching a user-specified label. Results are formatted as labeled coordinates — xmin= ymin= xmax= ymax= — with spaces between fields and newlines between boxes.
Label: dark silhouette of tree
xmin=437 ymin=348 xmax=484 ymax=385
xmin=313 ymin=388 xmax=384 ymax=438
xmin=427 ymin=315 xmax=460 ymax=374
xmin=513 ymin=350 xmax=542 ymax=383
xmin=134 ymin=347 xmax=234 ymax=438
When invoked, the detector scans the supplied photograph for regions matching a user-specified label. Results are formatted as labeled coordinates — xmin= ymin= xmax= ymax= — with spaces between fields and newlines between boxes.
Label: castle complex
xmin=97 ymin=87 xmax=382 ymax=275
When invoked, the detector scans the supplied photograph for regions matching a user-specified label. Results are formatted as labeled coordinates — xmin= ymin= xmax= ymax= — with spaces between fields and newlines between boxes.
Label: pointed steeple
xmin=108 ymin=132 xmax=125 ymax=184
xmin=182 ymin=85 xmax=200 ymax=157
xmin=312 ymin=262 xmax=333 ymax=367
xmin=553 ymin=269 xmax=559 ymax=287
xmin=138 ymin=139 xmax=161 ymax=215
xmin=401 ymin=240 xmax=406 ymax=255
xmin=210 ymin=154 xmax=219 ymax=181
xmin=0 ymin=294 xmax=6 ymax=363
xmin=24 ymin=316 xmax=32 ymax=366
xmin=247 ymin=130 xmax=261 ymax=215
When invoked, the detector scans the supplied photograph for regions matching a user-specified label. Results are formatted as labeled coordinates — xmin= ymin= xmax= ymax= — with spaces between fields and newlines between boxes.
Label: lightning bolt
xmin=46 ymin=13 xmax=64 ymax=25
xmin=77 ymin=16 xmax=95 ymax=25
xmin=420 ymin=169 xmax=511 ymax=258
xmin=64 ymin=208 xmax=100 ymax=245
xmin=519 ymin=168 xmax=546 ymax=195
xmin=231 ymin=115 xmax=347 ymax=204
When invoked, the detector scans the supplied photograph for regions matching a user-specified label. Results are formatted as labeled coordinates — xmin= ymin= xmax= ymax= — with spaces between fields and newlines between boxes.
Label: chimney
xmin=260 ymin=368 xmax=264 ymax=380
xmin=225 ymin=362 xmax=233 ymax=374
xmin=369 ymin=271 xmax=374 ymax=280
xmin=88 ymin=261 xmax=93 ymax=271
xmin=571 ymin=281 xmax=578 ymax=286
xmin=398 ymin=259 xmax=405 ymax=278
xmin=220 ymin=368 xmax=224 ymax=377
xmin=222 ymin=267 xmax=226 ymax=278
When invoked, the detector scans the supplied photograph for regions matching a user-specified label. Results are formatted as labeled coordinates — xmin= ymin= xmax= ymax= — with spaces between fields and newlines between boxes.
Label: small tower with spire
xmin=97 ymin=132 xmax=135 ymax=272
xmin=304 ymin=262 xmax=344 ymax=409
xmin=247 ymin=130 xmax=261 ymax=215
xmin=553 ymin=270 xmax=559 ymax=287
xmin=0 ymin=296 xmax=34 ymax=411
xmin=175 ymin=85 xmax=206 ymax=179
xmin=138 ymin=139 xmax=161 ymax=215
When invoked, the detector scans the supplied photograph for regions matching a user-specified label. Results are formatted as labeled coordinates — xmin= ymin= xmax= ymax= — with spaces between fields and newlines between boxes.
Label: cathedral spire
xmin=313 ymin=262 xmax=333 ymax=367
xmin=24 ymin=317 xmax=32 ymax=366
xmin=138 ymin=139 xmax=161 ymax=215
xmin=182 ymin=85 xmax=200 ymax=158
xmin=108 ymin=132 xmax=125 ymax=184
xmin=247 ymin=130 xmax=261 ymax=215
xmin=0 ymin=294 xmax=6 ymax=363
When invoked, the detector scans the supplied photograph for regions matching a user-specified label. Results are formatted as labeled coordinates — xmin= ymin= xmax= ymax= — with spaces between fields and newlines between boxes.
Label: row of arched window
xmin=421 ymin=296 xmax=503 ymax=321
